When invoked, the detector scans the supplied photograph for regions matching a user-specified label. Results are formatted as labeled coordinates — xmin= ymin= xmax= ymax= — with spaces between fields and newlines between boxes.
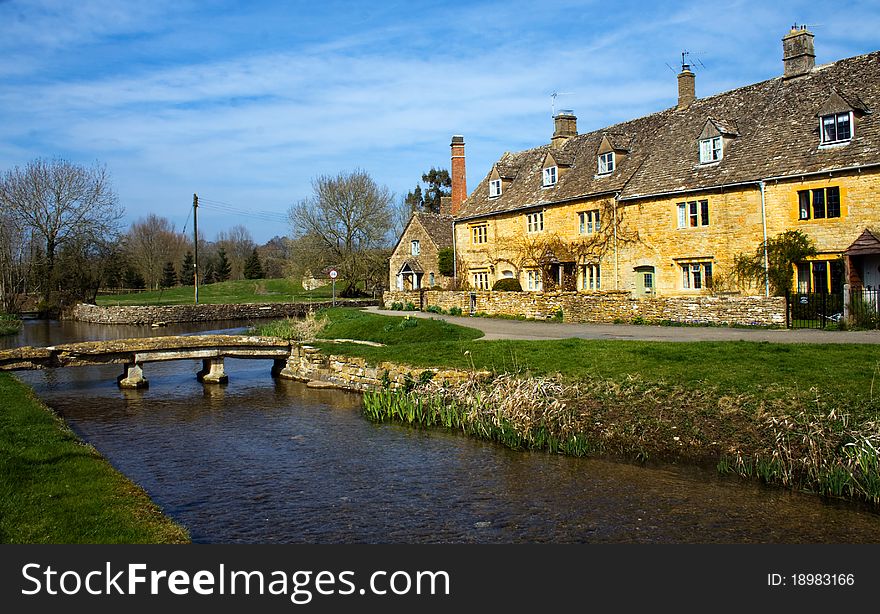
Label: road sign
xmin=329 ymin=269 xmax=338 ymax=279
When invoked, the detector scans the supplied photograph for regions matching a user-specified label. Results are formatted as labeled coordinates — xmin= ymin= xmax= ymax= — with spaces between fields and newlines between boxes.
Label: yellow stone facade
xmin=455 ymin=168 xmax=879 ymax=296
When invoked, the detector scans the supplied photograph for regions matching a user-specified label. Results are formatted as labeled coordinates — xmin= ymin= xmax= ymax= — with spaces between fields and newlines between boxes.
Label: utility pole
xmin=193 ymin=193 xmax=199 ymax=304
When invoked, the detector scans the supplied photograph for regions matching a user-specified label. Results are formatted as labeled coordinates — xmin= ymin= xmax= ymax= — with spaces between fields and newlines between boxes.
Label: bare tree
xmin=0 ymin=158 xmax=123 ymax=302
xmin=288 ymin=169 xmax=393 ymax=296
xmin=125 ymin=214 xmax=187 ymax=289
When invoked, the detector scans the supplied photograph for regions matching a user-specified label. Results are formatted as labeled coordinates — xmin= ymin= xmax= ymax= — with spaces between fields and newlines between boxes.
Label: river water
xmin=5 ymin=319 xmax=880 ymax=543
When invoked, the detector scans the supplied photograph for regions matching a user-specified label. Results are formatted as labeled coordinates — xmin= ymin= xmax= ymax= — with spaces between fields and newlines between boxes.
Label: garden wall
xmin=67 ymin=300 xmax=379 ymax=325
xmin=382 ymin=290 xmax=785 ymax=327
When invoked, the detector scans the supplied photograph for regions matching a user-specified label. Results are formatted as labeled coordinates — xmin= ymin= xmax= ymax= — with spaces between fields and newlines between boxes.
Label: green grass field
xmin=97 ymin=278 xmax=335 ymax=306
xmin=0 ymin=374 xmax=189 ymax=543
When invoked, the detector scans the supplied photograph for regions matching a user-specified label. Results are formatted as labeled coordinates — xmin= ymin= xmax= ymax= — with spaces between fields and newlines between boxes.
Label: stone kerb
xmin=382 ymin=290 xmax=785 ymax=326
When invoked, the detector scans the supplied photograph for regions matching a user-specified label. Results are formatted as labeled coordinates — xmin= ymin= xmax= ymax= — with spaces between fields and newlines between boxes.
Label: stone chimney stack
xmin=450 ymin=135 xmax=467 ymax=216
xmin=677 ymin=64 xmax=696 ymax=109
xmin=782 ymin=25 xmax=816 ymax=79
xmin=551 ymin=111 xmax=577 ymax=148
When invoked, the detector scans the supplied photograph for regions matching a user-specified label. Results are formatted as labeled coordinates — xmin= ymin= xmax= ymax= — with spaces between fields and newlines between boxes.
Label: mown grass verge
xmin=0 ymin=373 xmax=189 ymax=543
xmin=97 ymin=278 xmax=336 ymax=306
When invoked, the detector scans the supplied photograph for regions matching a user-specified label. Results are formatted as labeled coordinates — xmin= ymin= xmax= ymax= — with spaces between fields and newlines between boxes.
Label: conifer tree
xmin=243 ymin=248 xmax=264 ymax=279
xmin=160 ymin=261 xmax=177 ymax=288
xmin=181 ymin=251 xmax=195 ymax=285
xmin=215 ymin=248 xmax=232 ymax=282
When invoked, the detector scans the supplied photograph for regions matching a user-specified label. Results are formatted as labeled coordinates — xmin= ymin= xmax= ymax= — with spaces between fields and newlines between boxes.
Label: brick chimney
xmin=551 ymin=111 xmax=577 ymax=148
xmin=677 ymin=64 xmax=696 ymax=109
xmin=450 ymin=135 xmax=466 ymax=215
xmin=782 ymin=25 xmax=815 ymax=79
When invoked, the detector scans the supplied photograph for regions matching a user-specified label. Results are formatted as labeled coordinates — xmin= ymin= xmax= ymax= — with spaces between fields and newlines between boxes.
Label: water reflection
xmin=7 ymin=320 xmax=880 ymax=543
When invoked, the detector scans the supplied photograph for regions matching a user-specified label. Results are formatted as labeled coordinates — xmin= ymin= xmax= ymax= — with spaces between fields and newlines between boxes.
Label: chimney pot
xmin=782 ymin=26 xmax=815 ymax=79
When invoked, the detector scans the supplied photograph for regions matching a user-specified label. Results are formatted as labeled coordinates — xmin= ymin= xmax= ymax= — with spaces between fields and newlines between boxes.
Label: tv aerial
xmin=550 ymin=91 xmax=573 ymax=117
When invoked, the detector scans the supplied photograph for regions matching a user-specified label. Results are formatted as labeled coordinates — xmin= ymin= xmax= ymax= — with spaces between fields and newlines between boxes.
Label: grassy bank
xmin=97 ymin=278 xmax=336 ymax=306
xmin=254 ymin=307 xmax=484 ymax=345
xmin=0 ymin=374 xmax=189 ymax=543
xmin=0 ymin=314 xmax=22 ymax=336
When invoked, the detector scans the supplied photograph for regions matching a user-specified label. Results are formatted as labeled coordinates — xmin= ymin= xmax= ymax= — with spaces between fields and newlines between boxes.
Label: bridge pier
xmin=117 ymin=363 xmax=148 ymax=389
xmin=271 ymin=358 xmax=286 ymax=378
xmin=197 ymin=357 xmax=228 ymax=385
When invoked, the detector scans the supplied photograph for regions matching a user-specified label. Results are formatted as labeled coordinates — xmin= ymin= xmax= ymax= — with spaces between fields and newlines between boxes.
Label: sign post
xmin=329 ymin=269 xmax=338 ymax=307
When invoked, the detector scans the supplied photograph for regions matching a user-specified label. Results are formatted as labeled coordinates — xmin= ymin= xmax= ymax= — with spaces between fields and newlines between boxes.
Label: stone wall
xmin=280 ymin=344 xmax=484 ymax=392
xmin=67 ymin=300 xmax=378 ymax=325
xmin=383 ymin=290 xmax=785 ymax=326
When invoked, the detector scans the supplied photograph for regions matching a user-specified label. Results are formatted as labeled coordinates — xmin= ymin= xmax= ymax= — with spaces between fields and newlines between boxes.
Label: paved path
xmin=365 ymin=307 xmax=880 ymax=344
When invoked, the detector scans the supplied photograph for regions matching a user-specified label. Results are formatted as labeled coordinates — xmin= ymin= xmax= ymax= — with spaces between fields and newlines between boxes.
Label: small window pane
xmin=826 ymin=187 xmax=841 ymax=218
xmin=700 ymin=200 xmax=709 ymax=226
xmin=812 ymin=188 xmax=826 ymax=219
xmin=798 ymin=191 xmax=810 ymax=220
xmin=837 ymin=113 xmax=851 ymax=140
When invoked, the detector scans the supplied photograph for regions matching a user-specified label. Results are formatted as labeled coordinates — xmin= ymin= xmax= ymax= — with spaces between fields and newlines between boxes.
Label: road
xmin=364 ymin=307 xmax=880 ymax=343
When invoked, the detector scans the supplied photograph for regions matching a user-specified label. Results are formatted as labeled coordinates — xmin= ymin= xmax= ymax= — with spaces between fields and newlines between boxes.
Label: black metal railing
xmin=786 ymin=292 xmax=843 ymax=329
xmin=847 ymin=288 xmax=880 ymax=329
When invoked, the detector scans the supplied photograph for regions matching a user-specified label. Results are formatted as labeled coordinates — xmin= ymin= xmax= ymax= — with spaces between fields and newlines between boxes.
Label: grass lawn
xmin=0 ymin=373 xmax=189 ymax=543
xmin=97 ymin=278 xmax=337 ymax=306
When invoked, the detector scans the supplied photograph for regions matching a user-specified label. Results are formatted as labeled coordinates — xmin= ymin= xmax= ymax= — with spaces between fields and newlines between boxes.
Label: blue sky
xmin=2 ymin=0 xmax=878 ymax=243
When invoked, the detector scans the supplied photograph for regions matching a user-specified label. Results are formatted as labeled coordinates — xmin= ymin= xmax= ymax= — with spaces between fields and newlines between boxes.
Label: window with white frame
xmin=526 ymin=211 xmax=544 ymax=233
xmin=429 ymin=272 xmax=435 ymax=286
xmin=579 ymin=210 xmax=600 ymax=235
xmin=821 ymin=112 xmax=852 ymax=144
xmin=489 ymin=178 xmax=502 ymax=198
xmin=472 ymin=271 xmax=490 ymax=290
xmin=699 ymin=136 xmax=723 ymax=163
xmin=471 ymin=223 xmax=488 ymax=244
xmin=526 ymin=269 xmax=542 ymax=291
xmin=582 ymin=264 xmax=600 ymax=290
xmin=681 ymin=262 xmax=713 ymax=290
xmin=597 ymin=152 xmax=614 ymax=174
xmin=542 ymin=166 xmax=557 ymax=187
xmin=677 ymin=200 xmax=709 ymax=228
xmin=410 ymin=240 xmax=420 ymax=255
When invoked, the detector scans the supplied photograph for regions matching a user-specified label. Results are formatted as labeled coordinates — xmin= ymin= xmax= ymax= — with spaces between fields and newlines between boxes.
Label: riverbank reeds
xmin=0 ymin=373 xmax=190 ymax=543
xmin=363 ymin=374 xmax=880 ymax=507
xmin=0 ymin=313 xmax=22 ymax=336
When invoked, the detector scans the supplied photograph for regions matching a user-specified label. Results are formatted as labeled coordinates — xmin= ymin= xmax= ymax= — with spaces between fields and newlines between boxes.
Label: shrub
xmin=403 ymin=302 xmax=416 ymax=311
xmin=426 ymin=305 xmax=443 ymax=314
xmin=390 ymin=301 xmax=404 ymax=311
xmin=449 ymin=306 xmax=463 ymax=316
xmin=492 ymin=278 xmax=523 ymax=292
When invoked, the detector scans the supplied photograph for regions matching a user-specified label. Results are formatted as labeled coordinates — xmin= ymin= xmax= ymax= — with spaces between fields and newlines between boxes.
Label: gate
xmin=786 ymin=292 xmax=843 ymax=329
xmin=847 ymin=288 xmax=880 ymax=329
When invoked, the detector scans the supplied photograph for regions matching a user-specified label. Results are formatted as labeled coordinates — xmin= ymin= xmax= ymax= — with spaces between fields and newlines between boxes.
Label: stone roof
xmin=456 ymin=50 xmax=880 ymax=220
xmin=413 ymin=212 xmax=454 ymax=249
xmin=845 ymin=228 xmax=880 ymax=256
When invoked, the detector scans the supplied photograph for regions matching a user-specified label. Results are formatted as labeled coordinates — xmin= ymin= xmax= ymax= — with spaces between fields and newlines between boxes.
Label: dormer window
xmin=821 ymin=111 xmax=852 ymax=144
xmin=699 ymin=136 xmax=723 ymax=163
xmin=489 ymin=178 xmax=502 ymax=198
xmin=542 ymin=166 xmax=557 ymax=187
xmin=597 ymin=152 xmax=614 ymax=175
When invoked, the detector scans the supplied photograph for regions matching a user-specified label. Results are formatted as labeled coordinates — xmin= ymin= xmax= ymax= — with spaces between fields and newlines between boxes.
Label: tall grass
xmin=0 ymin=314 xmax=21 ymax=336
xmin=364 ymin=374 xmax=880 ymax=507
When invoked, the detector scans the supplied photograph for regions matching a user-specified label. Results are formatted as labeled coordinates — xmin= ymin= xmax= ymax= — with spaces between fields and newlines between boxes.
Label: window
xmin=410 ymin=240 xmax=420 ymax=256
xmin=542 ymin=166 xmax=557 ymax=187
xmin=429 ymin=272 xmax=435 ymax=286
xmin=681 ymin=262 xmax=713 ymax=290
xmin=526 ymin=211 xmax=544 ymax=233
xmin=526 ymin=269 xmax=542 ymax=291
xmin=798 ymin=186 xmax=841 ymax=220
xmin=471 ymin=224 xmax=487 ymax=244
xmin=489 ymin=178 xmax=502 ymax=198
xmin=597 ymin=152 xmax=614 ymax=175
xmin=582 ymin=264 xmax=601 ymax=290
xmin=821 ymin=112 xmax=852 ymax=144
xmin=578 ymin=210 xmax=601 ymax=235
xmin=677 ymin=200 xmax=709 ymax=228
xmin=472 ymin=271 xmax=489 ymax=290
xmin=699 ymin=136 xmax=723 ymax=163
